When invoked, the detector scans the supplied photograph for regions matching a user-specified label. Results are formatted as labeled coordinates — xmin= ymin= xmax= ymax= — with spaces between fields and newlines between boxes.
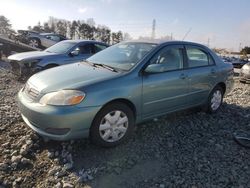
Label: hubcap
xmin=29 ymin=40 xmax=38 ymax=47
xmin=99 ymin=110 xmax=128 ymax=142
xmin=211 ymin=90 xmax=222 ymax=111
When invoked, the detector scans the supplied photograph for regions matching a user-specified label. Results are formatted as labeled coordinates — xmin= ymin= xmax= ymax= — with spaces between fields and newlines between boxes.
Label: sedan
xmin=15 ymin=30 xmax=67 ymax=49
xmin=8 ymin=40 xmax=108 ymax=78
xmin=240 ymin=63 xmax=250 ymax=83
xmin=18 ymin=41 xmax=234 ymax=147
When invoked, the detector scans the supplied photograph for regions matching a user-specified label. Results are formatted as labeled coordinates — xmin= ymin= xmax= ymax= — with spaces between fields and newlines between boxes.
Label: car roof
xmin=61 ymin=39 xmax=108 ymax=45
xmin=124 ymin=40 xmax=208 ymax=47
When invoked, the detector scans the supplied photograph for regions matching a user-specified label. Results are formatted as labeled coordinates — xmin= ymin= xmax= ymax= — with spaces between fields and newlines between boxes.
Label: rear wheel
xmin=205 ymin=85 xmax=224 ymax=113
xmin=90 ymin=102 xmax=135 ymax=147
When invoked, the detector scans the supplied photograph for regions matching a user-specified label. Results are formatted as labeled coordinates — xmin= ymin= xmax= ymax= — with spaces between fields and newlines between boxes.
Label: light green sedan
xmin=18 ymin=41 xmax=234 ymax=147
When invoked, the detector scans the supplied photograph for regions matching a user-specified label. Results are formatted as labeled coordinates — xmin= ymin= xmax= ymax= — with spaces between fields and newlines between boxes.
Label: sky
xmin=0 ymin=0 xmax=250 ymax=51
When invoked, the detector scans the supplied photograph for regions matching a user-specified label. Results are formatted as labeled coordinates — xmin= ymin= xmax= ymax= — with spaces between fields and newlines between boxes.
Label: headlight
xmin=24 ymin=59 xmax=41 ymax=68
xmin=39 ymin=90 xmax=85 ymax=106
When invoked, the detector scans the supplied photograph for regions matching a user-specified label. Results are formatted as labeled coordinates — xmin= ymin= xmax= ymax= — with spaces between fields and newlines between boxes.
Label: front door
xmin=142 ymin=45 xmax=189 ymax=118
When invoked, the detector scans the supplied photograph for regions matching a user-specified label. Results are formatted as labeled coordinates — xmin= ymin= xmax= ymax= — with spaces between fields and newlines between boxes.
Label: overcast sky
xmin=0 ymin=0 xmax=249 ymax=51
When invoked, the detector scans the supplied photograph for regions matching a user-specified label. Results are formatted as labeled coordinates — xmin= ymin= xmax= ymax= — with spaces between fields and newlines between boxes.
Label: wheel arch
xmin=97 ymin=98 xmax=137 ymax=120
xmin=216 ymin=82 xmax=226 ymax=95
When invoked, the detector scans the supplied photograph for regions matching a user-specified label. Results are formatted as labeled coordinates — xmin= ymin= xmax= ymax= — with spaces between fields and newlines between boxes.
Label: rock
xmin=54 ymin=151 xmax=59 ymax=157
xmin=159 ymin=184 xmax=165 ymax=188
xmin=63 ymin=162 xmax=73 ymax=170
xmin=11 ymin=150 xmax=18 ymax=156
xmin=114 ymin=167 xmax=122 ymax=175
xmin=48 ymin=151 xmax=54 ymax=158
xmin=55 ymin=182 xmax=62 ymax=188
xmin=21 ymin=158 xmax=32 ymax=165
xmin=11 ymin=155 xmax=22 ymax=163
xmin=0 ymin=163 xmax=8 ymax=171
xmin=62 ymin=181 xmax=73 ymax=188
xmin=87 ymin=174 xmax=93 ymax=181
xmin=55 ymin=170 xmax=67 ymax=178
xmin=25 ymin=139 xmax=33 ymax=145
xmin=48 ymin=166 xmax=61 ymax=176
xmin=20 ymin=144 xmax=29 ymax=156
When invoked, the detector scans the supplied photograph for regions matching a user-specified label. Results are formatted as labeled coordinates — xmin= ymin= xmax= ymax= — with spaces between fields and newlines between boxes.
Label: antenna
xmin=182 ymin=28 xmax=192 ymax=41
xmin=151 ymin=19 xmax=156 ymax=39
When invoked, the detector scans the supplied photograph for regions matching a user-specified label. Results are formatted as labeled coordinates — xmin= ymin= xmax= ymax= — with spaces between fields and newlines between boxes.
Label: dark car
xmin=232 ymin=58 xmax=248 ymax=68
xmin=8 ymin=40 xmax=109 ymax=78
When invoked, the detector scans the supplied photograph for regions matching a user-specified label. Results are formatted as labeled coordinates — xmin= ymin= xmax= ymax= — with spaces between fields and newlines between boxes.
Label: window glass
xmin=187 ymin=47 xmax=209 ymax=67
xmin=87 ymin=42 xmax=156 ymax=71
xmin=45 ymin=41 xmax=76 ymax=53
xmin=149 ymin=47 xmax=183 ymax=71
xmin=78 ymin=44 xmax=94 ymax=54
xmin=95 ymin=44 xmax=107 ymax=52
xmin=47 ymin=35 xmax=60 ymax=42
xmin=208 ymin=54 xmax=215 ymax=65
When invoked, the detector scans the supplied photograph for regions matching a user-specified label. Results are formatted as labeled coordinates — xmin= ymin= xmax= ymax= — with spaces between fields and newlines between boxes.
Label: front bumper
xmin=240 ymin=71 xmax=250 ymax=83
xmin=9 ymin=60 xmax=42 ymax=78
xmin=18 ymin=91 xmax=101 ymax=140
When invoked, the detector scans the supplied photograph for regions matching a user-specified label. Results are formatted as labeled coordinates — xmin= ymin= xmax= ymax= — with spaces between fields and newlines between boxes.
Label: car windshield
xmin=45 ymin=41 xmax=76 ymax=54
xmin=87 ymin=42 xmax=157 ymax=71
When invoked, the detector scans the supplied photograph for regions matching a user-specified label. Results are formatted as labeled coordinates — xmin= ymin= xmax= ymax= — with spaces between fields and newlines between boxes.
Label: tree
xmin=32 ymin=21 xmax=43 ymax=32
xmin=241 ymin=46 xmax=250 ymax=54
xmin=43 ymin=22 xmax=54 ymax=33
xmin=56 ymin=21 xmax=67 ymax=36
xmin=0 ymin=15 xmax=13 ymax=34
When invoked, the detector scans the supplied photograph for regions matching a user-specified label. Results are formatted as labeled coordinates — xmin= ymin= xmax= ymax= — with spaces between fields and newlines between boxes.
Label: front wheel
xmin=205 ymin=86 xmax=224 ymax=113
xmin=90 ymin=102 xmax=135 ymax=147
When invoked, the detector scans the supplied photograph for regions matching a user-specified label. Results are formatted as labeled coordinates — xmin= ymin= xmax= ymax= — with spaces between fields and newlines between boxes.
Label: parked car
xmin=18 ymin=41 xmax=234 ymax=147
xmin=15 ymin=30 xmax=67 ymax=49
xmin=8 ymin=40 xmax=109 ymax=78
xmin=240 ymin=62 xmax=250 ymax=83
xmin=231 ymin=58 xmax=248 ymax=68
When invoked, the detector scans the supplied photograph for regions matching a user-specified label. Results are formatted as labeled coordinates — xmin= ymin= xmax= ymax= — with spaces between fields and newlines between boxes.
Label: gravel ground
xmin=0 ymin=62 xmax=250 ymax=188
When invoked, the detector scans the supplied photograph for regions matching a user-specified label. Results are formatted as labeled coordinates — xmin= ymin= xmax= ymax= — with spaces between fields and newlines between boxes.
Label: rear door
xmin=185 ymin=45 xmax=217 ymax=106
xmin=142 ymin=45 xmax=189 ymax=117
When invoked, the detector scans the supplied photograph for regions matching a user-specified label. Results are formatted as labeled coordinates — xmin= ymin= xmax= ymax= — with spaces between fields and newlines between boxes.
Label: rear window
xmin=186 ymin=47 xmax=209 ymax=68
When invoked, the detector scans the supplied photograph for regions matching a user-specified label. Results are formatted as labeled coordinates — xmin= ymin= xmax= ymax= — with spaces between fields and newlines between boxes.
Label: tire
xmin=90 ymin=102 xmax=135 ymax=147
xmin=28 ymin=38 xmax=40 ymax=48
xmin=205 ymin=85 xmax=224 ymax=113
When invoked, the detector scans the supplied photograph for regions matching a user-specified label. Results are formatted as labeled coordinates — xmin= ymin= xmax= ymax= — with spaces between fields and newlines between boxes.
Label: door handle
xmin=180 ymin=73 xmax=187 ymax=79
xmin=211 ymin=68 xmax=216 ymax=74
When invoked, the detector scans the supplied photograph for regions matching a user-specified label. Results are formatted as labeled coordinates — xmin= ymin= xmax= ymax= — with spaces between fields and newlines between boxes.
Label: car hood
xmin=8 ymin=51 xmax=59 ymax=61
xmin=27 ymin=62 xmax=119 ymax=93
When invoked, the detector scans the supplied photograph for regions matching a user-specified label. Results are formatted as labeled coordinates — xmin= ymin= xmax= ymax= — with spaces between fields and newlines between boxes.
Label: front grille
xmin=23 ymin=83 xmax=39 ymax=99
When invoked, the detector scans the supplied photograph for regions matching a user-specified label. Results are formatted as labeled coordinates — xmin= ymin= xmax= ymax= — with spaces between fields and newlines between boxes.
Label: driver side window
xmin=150 ymin=46 xmax=184 ymax=72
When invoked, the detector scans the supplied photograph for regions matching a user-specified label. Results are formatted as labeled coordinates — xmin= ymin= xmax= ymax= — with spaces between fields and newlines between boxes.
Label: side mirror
xmin=144 ymin=64 xmax=166 ymax=73
xmin=70 ymin=50 xmax=79 ymax=57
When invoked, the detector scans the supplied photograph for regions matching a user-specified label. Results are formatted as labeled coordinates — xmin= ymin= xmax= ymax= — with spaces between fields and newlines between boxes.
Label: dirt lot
xmin=0 ymin=62 xmax=250 ymax=188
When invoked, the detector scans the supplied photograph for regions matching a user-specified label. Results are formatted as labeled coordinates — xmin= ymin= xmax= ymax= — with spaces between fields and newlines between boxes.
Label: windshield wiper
xmin=82 ymin=60 xmax=95 ymax=67
xmin=93 ymin=63 xmax=118 ymax=72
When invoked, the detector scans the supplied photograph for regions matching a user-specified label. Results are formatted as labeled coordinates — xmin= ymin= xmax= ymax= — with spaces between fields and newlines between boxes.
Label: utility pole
xmin=171 ymin=33 xmax=173 ymax=40
xmin=151 ymin=19 xmax=156 ymax=39
xmin=207 ymin=38 xmax=210 ymax=47
xmin=182 ymin=28 xmax=192 ymax=41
